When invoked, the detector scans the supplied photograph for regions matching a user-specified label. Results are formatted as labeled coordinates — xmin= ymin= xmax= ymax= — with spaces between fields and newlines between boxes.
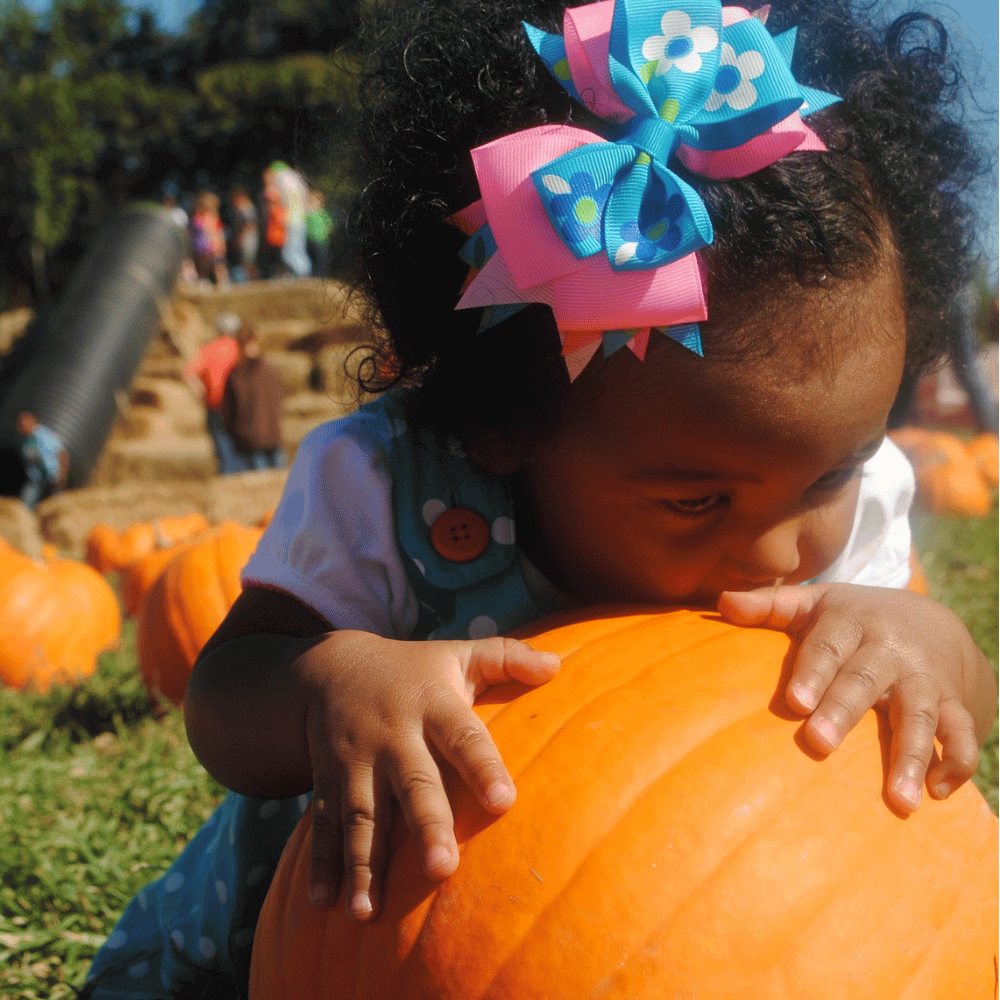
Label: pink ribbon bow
xmin=454 ymin=3 xmax=831 ymax=378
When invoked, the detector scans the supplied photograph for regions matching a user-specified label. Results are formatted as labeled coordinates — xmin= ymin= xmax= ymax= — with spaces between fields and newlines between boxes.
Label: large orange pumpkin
xmin=85 ymin=513 xmax=210 ymax=574
xmin=136 ymin=520 xmax=262 ymax=706
xmin=249 ymin=608 xmax=998 ymax=1000
xmin=0 ymin=545 xmax=121 ymax=691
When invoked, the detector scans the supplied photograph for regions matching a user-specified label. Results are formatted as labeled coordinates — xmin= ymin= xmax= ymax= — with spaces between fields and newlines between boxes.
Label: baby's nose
xmin=733 ymin=519 xmax=802 ymax=583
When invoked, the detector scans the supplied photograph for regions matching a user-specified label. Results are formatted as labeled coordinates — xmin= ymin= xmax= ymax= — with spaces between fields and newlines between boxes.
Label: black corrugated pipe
xmin=0 ymin=203 xmax=187 ymax=495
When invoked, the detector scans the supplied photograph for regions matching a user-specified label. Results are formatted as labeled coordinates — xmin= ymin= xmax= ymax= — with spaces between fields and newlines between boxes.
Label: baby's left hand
xmin=718 ymin=583 xmax=997 ymax=814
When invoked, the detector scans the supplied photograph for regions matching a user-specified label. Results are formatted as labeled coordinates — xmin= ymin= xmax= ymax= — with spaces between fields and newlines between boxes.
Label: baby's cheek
xmin=796 ymin=483 xmax=862 ymax=581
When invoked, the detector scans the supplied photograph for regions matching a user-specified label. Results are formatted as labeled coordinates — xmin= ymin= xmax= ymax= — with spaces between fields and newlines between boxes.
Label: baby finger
xmin=786 ymin=618 xmax=865 ymax=715
xmin=926 ymin=696 xmax=980 ymax=800
xmin=386 ymin=739 xmax=459 ymax=882
xmin=884 ymin=677 xmax=939 ymax=813
xmin=425 ymin=695 xmax=516 ymax=815
xmin=802 ymin=644 xmax=888 ymax=754
xmin=340 ymin=764 xmax=388 ymax=921
xmin=307 ymin=788 xmax=342 ymax=908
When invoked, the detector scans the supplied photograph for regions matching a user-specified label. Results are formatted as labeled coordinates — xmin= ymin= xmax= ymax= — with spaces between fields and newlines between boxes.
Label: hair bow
xmin=453 ymin=0 xmax=840 ymax=377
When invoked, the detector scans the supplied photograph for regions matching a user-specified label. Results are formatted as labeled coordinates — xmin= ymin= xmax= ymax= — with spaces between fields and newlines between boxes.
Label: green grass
xmin=1 ymin=508 xmax=997 ymax=997
xmin=912 ymin=504 xmax=999 ymax=813
xmin=0 ymin=620 xmax=223 ymax=998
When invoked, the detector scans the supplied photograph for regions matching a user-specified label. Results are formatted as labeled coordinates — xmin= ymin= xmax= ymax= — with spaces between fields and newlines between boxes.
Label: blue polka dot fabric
xmin=85 ymin=793 xmax=308 ymax=997
xmin=383 ymin=390 xmax=547 ymax=641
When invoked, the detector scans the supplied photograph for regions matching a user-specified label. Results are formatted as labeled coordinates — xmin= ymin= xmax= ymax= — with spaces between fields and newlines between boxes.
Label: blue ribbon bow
xmin=524 ymin=0 xmax=840 ymax=271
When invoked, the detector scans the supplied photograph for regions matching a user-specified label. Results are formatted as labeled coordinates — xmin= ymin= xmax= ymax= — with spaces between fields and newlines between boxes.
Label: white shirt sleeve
xmin=240 ymin=417 xmax=419 ymax=639
xmin=812 ymin=436 xmax=916 ymax=589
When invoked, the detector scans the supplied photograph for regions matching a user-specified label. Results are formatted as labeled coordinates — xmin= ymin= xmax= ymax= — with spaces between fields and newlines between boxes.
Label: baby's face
xmin=513 ymin=273 xmax=907 ymax=607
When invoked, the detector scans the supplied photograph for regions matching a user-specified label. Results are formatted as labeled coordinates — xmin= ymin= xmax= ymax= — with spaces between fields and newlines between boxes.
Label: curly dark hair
xmin=348 ymin=0 xmax=985 ymax=442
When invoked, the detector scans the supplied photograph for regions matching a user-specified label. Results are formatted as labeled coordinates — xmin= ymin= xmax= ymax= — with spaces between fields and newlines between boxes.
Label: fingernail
xmin=540 ymin=652 xmax=560 ymax=667
xmin=350 ymin=891 xmax=372 ymax=917
xmin=310 ymin=883 xmax=329 ymax=905
xmin=811 ymin=718 xmax=841 ymax=750
xmin=425 ymin=845 xmax=453 ymax=876
xmin=895 ymin=778 xmax=922 ymax=809
xmin=933 ymin=782 xmax=952 ymax=799
xmin=485 ymin=781 xmax=515 ymax=810
xmin=790 ymin=682 xmax=818 ymax=711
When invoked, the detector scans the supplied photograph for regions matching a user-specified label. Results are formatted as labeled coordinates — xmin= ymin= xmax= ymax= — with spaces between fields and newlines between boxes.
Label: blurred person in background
xmin=190 ymin=190 xmax=229 ymax=286
xmin=161 ymin=182 xmax=188 ymax=229
xmin=163 ymin=183 xmax=199 ymax=283
xmin=183 ymin=312 xmax=243 ymax=475
xmin=266 ymin=161 xmax=311 ymax=278
xmin=222 ymin=324 xmax=286 ymax=472
xmin=305 ymin=188 xmax=333 ymax=278
xmin=260 ymin=168 xmax=286 ymax=279
xmin=17 ymin=411 xmax=68 ymax=508
xmin=228 ymin=187 xmax=260 ymax=283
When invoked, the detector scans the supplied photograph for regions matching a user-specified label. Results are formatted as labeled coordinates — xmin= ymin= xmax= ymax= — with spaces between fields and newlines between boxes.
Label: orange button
xmin=430 ymin=508 xmax=490 ymax=563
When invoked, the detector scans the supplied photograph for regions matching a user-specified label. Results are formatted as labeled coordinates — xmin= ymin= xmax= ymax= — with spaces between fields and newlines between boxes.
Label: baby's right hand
xmin=295 ymin=630 xmax=560 ymax=920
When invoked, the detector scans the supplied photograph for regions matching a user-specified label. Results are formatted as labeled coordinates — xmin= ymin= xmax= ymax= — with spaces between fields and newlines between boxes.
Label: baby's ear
xmin=465 ymin=429 xmax=526 ymax=476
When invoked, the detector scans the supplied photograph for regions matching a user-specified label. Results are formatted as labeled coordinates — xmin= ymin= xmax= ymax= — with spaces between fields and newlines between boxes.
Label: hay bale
xmin=0 ymin=497 xmax=46 ymax=557
xmin=36 ymin=480 xmax=212 ymax=557
xmin=205 ymin=469 xmax=289 ymax=526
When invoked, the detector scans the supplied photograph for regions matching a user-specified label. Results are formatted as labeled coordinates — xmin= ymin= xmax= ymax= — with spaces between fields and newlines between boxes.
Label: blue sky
xmin=124 ymin=0 xmax=201 ymax=33
xmin=885 ymin=0 xmax=998 ymax=276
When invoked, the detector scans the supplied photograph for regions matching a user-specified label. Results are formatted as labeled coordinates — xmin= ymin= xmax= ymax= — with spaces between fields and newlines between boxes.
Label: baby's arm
xmin=718 ymin=584 xmax=997 ymax=813
xmin=184 ymin=584 xmax=559 ymax=921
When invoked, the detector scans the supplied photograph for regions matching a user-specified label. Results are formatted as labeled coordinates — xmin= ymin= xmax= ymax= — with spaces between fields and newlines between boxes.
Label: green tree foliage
xmin=186 ymin=0 xmax=360 ymax=65
xmin=0 ymin=0 xmax=362 ymax=305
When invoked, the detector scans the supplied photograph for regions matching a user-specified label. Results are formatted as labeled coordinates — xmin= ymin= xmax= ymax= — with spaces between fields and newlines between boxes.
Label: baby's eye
xmin=659 ymin=493 xmax=727 ymax=516
xmin=811 ymin=465 xmax=862 ymax=492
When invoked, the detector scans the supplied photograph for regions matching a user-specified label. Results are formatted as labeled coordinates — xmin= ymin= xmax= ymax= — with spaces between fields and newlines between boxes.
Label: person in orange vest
xmin=182 ymin=312 xmax=243 ymax=474
xmin=260 ymin=166 xmax=287 ymax=278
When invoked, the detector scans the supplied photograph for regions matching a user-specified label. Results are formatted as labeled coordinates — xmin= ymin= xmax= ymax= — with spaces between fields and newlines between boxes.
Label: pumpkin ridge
xmin=19 ymin=581 xmax=76 ymax=677
xmin=475 ymin=608 xmax=718 ymax=729
xmin=893 ymin=834 xmax=1000 ymax=1000
xmin=513 ymin=606 xmax=687 ymax=647
xmin=436 ymin=675 xmax=798 ymax=995
xmin=637 ymin=730 xmax=988 ymax=999
xmin=778 ymin=818 xmax=997 ymax=1000
xmin=503 ymin=697 xmax=974 ymax=999
xmin=482 ymin=702 xmax=856 ymax=998
xmin=405 ymin=623 xmax=797 ymax=995
xmin=489 ymin=617 xmax=774 ymax=786
xmin=770 ymin=822 xmax=994 ymax=1000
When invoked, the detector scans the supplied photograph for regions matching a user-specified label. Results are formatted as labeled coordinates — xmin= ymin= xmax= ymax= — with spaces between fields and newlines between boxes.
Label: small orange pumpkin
xmin=890 ymin=427 xmax=992 ymax=517
xmin=136 ymin=520 xmax=262 ymax=706
xmin=906 ymin=545 xmax=929 ymax=595
xmin=85 ymin=513 xmax=210 ymax=574
xmin=966 ymin=432 xmax=999 ymax=489
xmin=120 ymin=534 xmax=207 ymax=617
xmin=0 ymin=545 xmax=121 ymax=691
xmin=249 ymin=608 xmax=998 ymax=1000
